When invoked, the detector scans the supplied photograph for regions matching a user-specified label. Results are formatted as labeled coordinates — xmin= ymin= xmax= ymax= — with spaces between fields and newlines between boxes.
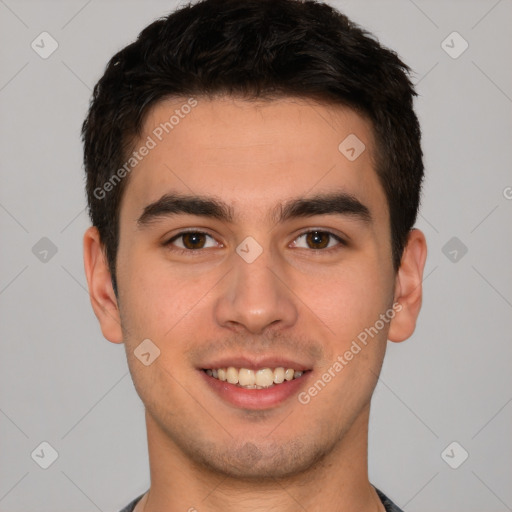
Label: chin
xmin=184 ymin=436 xmax=333 ymax=482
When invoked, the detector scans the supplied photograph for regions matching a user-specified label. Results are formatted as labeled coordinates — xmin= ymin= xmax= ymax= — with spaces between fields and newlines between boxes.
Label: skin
xmin=84 ymin=96 xmax=427 ymax=512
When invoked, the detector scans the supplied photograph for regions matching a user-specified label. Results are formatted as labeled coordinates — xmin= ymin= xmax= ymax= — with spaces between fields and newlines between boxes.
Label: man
xmin=82 ymin=0 xmax=427 ymax=510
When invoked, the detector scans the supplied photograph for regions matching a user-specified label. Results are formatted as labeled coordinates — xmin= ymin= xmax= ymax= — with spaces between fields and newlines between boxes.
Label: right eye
xmin=164 ymin=231 xmax=222 ymax=252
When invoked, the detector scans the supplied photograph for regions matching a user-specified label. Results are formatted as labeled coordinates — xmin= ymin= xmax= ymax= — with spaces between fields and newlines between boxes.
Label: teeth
xmin=255 ymin=368 xmax=274 ymax=387
xmin=273 ymin=367 xmax=285 ymax=384
xmin=238 ymin=368 xmax=255 ymax=387
xmin=226 ymin=367 xmax=239 ymax=384
xmin=205 ymin=366 xmax=306 ymax=388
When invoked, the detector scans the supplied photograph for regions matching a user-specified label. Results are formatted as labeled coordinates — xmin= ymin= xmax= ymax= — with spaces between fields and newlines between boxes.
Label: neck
xmin=136 ymin=403 xmax=384 ymax=512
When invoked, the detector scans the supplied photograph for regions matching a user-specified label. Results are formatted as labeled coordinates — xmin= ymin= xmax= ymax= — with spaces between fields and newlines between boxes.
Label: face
xmin=98 ymin=96 xmax=406 ymax=478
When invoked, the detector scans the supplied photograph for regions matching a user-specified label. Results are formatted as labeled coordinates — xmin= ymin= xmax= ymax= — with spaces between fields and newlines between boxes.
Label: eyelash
xmin=163 ymin=229 xmax=347 ymax=255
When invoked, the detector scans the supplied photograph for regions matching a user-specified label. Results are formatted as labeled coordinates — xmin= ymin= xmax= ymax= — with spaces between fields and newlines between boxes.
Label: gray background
xmin=1 ymin=0 xmax=511 ymax=511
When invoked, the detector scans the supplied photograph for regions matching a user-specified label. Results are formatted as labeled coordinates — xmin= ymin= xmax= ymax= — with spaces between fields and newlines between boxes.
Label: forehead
xmin=120 ymin=96 xmax=388 ymax=225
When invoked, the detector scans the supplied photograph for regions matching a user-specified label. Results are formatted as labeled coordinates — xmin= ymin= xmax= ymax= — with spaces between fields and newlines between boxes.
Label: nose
xmin=213 ymin=242 xmax=299 ymax=335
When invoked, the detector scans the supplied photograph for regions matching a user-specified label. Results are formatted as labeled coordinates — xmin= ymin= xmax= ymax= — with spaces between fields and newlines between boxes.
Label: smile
xmin=203 ymin=367 xmax=306 ymax=389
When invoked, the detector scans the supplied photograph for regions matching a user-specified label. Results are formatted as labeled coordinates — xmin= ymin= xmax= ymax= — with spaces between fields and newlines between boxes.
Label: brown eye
xmin=305 ymin=231 xmax=330 ymax=249
xmin=181 ymin=232 xmax=207 ymax=249
xmin=166 ymin=231 xmax=218 ymax=251
xmin=292 ymin=230 xmax=345 ymax=251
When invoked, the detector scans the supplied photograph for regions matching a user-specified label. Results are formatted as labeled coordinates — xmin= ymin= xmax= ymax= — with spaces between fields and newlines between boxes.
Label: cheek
xmin=304 ymin=261 xmax=392 ymax=337
xmin=117 ymin=247 xmax=216 ymax=341
xmin=117 ymin=246 xmax=167 ymax=338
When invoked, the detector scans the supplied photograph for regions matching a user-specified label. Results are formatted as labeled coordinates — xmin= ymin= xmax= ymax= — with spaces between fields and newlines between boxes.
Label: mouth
xmin=203 ymin=366 xmax=308 ymax=389
xmin=199 ymin=360 xmax=312 ymax=410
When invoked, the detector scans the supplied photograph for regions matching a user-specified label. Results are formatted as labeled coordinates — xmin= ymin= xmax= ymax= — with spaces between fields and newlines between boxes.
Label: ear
xmin=83 ymin=226 xmax=123 ymax=344
xmin=387 ymin=228 xmax=427 ymax=343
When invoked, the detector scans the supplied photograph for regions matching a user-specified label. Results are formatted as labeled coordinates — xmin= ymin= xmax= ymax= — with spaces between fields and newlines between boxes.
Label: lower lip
xmin=200 ymin=370 xmax=311 ymax=410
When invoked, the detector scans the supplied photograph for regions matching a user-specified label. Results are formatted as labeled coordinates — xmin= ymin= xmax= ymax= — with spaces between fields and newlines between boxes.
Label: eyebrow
xmin=136 ymin=191 xmax=372 ymax=227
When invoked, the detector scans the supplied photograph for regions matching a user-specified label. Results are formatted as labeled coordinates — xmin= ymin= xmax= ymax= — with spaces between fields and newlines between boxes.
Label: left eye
xmin=291 ymin=230 xmax=344 ymax=250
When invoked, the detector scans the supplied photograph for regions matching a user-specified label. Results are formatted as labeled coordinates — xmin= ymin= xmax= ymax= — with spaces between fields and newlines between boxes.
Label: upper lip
xmin=199 ymin=356 xmax=312 ymax=372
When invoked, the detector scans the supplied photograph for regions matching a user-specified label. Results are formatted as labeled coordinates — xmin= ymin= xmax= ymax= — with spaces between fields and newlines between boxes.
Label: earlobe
xmin=83 ymin=226 xmax=124 ymax=344
xmin=387 ymin=228 xmax=427 ymax=343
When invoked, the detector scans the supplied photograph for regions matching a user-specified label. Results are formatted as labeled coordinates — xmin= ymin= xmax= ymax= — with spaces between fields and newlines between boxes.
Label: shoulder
xmin=374 ymin=486 xmax=405 ymax=512
xmin=118 ymin=492 xmax=145 ymax=512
